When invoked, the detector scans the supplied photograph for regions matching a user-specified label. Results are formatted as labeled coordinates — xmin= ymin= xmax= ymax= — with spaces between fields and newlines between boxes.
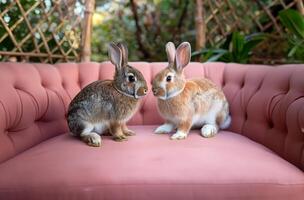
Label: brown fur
xmin=67 ymin=42 xmax=147 ymax=146
xmin=109 ymin=121 xmax=127 ymax=141
xmin=122 ymin=123 xmax=135 ymax=136
xmin=69 ymin=80 xmax=139 ymax=124
xmin=177 ymin=120 xmax=192 ymax=135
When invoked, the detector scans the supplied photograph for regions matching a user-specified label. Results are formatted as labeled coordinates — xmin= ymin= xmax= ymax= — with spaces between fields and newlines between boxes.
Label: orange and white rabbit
xmin=152 ymin=42 xmax=231 ymax=139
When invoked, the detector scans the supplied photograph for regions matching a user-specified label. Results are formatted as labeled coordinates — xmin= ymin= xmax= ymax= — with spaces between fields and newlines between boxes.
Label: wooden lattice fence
xmin=0 ymin=0 xmax=93 ymax=63
xmin=202 ymin=0 xmax=303 ymax=46
xmin=193 ymin=0 xmax=304 ymax=64
xmin=0 ymin=0 xmax=303 ymax=64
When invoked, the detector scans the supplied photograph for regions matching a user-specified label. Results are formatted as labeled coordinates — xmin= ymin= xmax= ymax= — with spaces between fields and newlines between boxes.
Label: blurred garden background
xmin=0 ymin=0 xmax=303 ymax=64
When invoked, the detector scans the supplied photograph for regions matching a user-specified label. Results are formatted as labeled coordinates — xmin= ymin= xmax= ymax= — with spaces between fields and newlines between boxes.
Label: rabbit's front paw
xmin=201 ymin=124 xmax=218 ymax=138
xmin=82 ymin=132 xmax=101 ymax=147
xmin=123 ymin=129 xmax=136 ymax=136
xmin=155 ymin=123 xmax=174 ymax=134
xmin=113 ymin=134 xmax=128 ymax=142
xmin=171 ymin=131 xmax=187 ymax=140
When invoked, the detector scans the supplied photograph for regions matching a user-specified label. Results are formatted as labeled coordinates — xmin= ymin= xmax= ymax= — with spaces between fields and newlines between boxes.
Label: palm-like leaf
xmin=279 ymin=9 xmax=304 ymax=39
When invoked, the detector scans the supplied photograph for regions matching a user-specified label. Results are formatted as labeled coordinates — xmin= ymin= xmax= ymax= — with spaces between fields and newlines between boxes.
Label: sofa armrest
xmin=221 ymin=63 xmax=304 ymax=170
xmin=0 ymin=63 xmax=70 ymax=163
xmin=285 ymin=96 xmax=304 ymax=170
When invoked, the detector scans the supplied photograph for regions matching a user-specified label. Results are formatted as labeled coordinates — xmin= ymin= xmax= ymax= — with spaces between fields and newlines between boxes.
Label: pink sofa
xmin=0 ymin=61 xmax=303 ymax=200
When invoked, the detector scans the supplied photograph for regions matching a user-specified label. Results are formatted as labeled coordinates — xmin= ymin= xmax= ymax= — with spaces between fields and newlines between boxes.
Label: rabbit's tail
xmin=67 ymin=112 xmax=85 ymax=136
xmin=219 ymin=114 xmax=231 ymax=129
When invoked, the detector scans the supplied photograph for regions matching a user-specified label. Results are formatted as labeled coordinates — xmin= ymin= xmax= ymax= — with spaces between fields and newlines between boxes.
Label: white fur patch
xmin=155 ymin=123 xmax=174 ymax=134
xmin=158 ymin=80 xmax=167 ymax=100
xmin=166 ymin=88 xmax=183 ymax=99
xmin=93 ymin=122 xmax=108 ymax=134
xmin=171 ymin=131 xmax=187 ymax=140
xmin=80 ymin=122 xmax=108 ymax=136
xmin=191 ymin=114 xmax=205 ymax=128
xmin=201 ymin=124 xmax=218 ymax=138
xmin=220 ymin=115 xmax=231 ymax=129
xmin=80 ymin=122 xmax=94 ymax=136
xmin=192 ymin=100 xmax=223 ymax=127
xmin=158 ymin=96 xmax=167 ymax=100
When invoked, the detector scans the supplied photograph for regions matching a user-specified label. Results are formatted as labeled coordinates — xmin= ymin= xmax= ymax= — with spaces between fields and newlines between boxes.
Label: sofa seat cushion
xmin=0 ymin=125 xmax=303 ymax=200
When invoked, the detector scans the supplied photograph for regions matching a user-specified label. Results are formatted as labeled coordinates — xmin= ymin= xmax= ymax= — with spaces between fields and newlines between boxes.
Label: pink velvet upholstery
xmin=0 ymin=126 xmax=303 ymax=200
xmin=0 ymin=61 xmax=303 ymax=199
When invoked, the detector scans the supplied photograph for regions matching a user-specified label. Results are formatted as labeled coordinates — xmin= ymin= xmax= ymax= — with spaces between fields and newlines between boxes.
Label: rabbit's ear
xmin=108 ymin=42 xmax=122 ymax=71
xmin=175 ymin=42 xmax=191 ymax=71
xmin=166 ymin=42 xmax=176 ymax=65
xmin=117 ymin=42 xmax=128 ymax=67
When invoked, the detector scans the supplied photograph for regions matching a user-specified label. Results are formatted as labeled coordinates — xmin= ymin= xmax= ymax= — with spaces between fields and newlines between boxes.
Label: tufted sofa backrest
xmin=0 ymin=62 xmax=303 ymax=170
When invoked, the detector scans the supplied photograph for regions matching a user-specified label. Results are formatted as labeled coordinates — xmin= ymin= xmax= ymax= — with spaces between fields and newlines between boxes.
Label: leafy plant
xmin=191 ymin=49 xmax=227 ymax=62
xmin=279 ymin=9 xmax=304 ymax=61
xmin=92 ymin=0 xmax=196 ymax=62
xmin=192 ymin=32 xmax=265 ymax=63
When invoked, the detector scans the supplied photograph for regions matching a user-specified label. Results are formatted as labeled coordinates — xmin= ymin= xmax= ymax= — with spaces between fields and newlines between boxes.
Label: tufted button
xmin=244 ymin=113 xmax=248 ymax=120
xmin=41 ymin=82 xmax=47 ymax=88
xmin=286 ymin=82 xmax=290 ymax=93
xmin=77 ymin=81 xmax=82 ymax=88
xmin=13 ymin=85 xmax=20 ymax=90
xmin=268 ymin=121 xmax=274 ymax=129
xmin=221 ymin=78 xmax=226 ymax=87
xmin=241 ymin=80 xmax=245 ymax=88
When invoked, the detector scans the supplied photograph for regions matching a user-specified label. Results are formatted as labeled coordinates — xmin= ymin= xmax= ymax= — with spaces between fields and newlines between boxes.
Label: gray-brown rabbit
xmin=67 ymin=42 xmax=148 ymax=147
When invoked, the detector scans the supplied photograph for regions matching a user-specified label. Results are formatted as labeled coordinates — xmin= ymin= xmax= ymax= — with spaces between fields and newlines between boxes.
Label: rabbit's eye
xmin=166 ymin=75 xmax=172 ymax=82
xmin=128 ymin=75 xmax=136 ymax=82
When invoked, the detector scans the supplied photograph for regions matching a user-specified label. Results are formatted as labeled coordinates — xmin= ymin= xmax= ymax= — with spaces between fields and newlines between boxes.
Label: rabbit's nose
xmin=137 ymin=87 xmax=148 ymax=97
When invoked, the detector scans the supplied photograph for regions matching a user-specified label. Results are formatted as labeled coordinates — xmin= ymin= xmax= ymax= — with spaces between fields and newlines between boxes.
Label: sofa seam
xmin=284 ymin=95 xmax=304 ymax=165
xmin=31 ymin=64 xmax=47 ymax=119
xmin=267 ymin=92 xmax=286 ymax=125
xmin=298 ymin=105 xmax=304 ymax=169
xmin=0 ymin=182 xmax=304 ymax=191
xmin=32 ymin=64 xmax=51 ymax=121
xmin=13 ymin=89 xmax=23 ymax=130
xmin=0 ymin=100 xmax=8 ymax=129
xmin=241 ymin=69 xmax=267 ymax=138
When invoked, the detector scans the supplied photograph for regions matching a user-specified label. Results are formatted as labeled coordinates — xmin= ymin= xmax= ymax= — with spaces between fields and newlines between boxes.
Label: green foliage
xmin=0 ymin=0 xmax=83 ymax=62
xmin=191 ymin=49 xmax=227 ymax=62
xmin=1 ymin=0 xmax=302 ymax=64
xmin=92 ymin=0 xmax=196 ymax=62
xmin=279 ymin=9 xmax=304 ymax=39
xmin=192 ymin=32 xmax=265 ymax=63
xmin=279 ymin=9 xmax=304 ymax=61
xmin=0 ymin=0 xmax=38 ymax=52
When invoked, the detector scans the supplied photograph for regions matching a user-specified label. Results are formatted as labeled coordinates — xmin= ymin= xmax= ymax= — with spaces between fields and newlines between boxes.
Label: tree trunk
xmin=173 ymin=0 xmax=189 ymax=42
xmin=195 ymin=0 xmax=205 ymax=62
xmin=130 ymin=0 xmax=151 ymax=59
xmin=81 ymin=0 xmax=95 ymax=62
xmin=297 ymin=0 xmax=304 ymax=15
